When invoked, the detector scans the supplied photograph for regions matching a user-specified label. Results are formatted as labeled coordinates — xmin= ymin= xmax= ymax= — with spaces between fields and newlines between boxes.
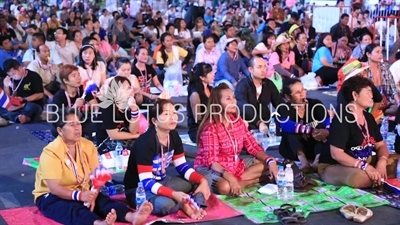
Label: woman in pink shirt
xmin=194 ymin=83 xmax=279 ymax=195
xmin=194 ymin=35 xmax=221 ymax=72
xmin=267 ymin=34 xmax=304 ymax=90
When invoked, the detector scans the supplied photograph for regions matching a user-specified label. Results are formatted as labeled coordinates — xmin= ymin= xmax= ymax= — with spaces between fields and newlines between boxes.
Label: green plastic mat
xmin=218 ymin=179 xmax=389 ymax=224
xmin=22 ymin=157 xmax=125 ymax=173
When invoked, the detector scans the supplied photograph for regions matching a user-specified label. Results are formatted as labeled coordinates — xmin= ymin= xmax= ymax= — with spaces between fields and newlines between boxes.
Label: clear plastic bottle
xmin=285 ymin=164 xmax=294 ymax=200
xmin=276 ymin=166 xmax=287 ymax=200
xmin=397 ymin=159 xmax=400 ymax=180
xmin=269 ymin=118 xmax=277 ymax=142
xmin=380 ymin=117 xmax=389 ymax=140
xmin=115 ymin=142 xmax=124 ymax=170
xmin=135 ymin=182 xmax=146 ymax=210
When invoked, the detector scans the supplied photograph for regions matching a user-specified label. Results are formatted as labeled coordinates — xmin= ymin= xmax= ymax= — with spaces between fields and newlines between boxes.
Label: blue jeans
xmin=125 ymin=176 xmax=206 ymax=216
xmin=0 ymin=102 xmax=42 ymax=122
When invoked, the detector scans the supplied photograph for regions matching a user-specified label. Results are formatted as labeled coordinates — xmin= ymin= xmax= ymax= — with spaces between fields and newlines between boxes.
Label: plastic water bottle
xmin=115 ymin=142 xmax=124 ymax=170
xmin=380 ymin=117 xmax=389 ymax=140
xmin=136 ymin=182 xmax=146 ymax=210
xmin=276 ymin=166 xmax=287 ymax=200
xmin=269 ymin=118 xmax=277 ymax=142
xmin=285 ymin=164 xmax=294 ymax=200
xmin=397 ymin=159 xmax=400 ymax=180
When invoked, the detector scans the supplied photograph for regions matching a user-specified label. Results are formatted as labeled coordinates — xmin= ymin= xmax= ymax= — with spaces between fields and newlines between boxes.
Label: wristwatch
xmin=22 ymin=97 xmax=27 ymax=103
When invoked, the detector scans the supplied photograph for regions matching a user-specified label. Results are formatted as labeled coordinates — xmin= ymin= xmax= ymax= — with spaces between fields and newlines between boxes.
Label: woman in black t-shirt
xmin=187 ymin=63 xmax=214 ymax=143
xmin=96 ymin=76 xmax=141 ymax=153
xmin=124 ymin=99 xmax=210 ymax=218
xmin=292 ymin=32 xmax=313 ymax=75
xmin=278 ymin=78 xmax=330 ymax=172
xmin=51 ymin=65 xmax=96 ymax=137
xmin=131 ymin=47 xmax=164 ymax=107
xmin=319 ymin=76 xmax=396 ymax=188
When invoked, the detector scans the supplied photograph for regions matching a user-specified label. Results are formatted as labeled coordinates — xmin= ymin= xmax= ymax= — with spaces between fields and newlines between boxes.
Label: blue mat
xmin=30 ymin=130 xmax=54 ymax=144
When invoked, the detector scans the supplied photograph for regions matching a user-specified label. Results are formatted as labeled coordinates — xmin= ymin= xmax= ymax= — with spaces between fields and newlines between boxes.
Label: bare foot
xmin=181 ymin=202 xmax=207 ymax=220
xmin=105 ymin=209 xmax=117 ymax=225
xmin=129 ymin=201 xmax=153 ymax=225
xmin=18 ymin=115 xmax=31 ymax=124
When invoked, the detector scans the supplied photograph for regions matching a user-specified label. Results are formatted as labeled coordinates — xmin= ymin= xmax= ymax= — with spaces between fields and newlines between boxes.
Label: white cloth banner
xmin=312 ymin=7 xmax=341 ymax=33
xmin=106 ymin=0 xmax=118 ymax=12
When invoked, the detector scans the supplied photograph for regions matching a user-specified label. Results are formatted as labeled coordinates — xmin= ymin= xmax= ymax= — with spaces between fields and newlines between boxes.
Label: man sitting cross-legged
xmin=0 ymin=58 xmax=44 ymax=123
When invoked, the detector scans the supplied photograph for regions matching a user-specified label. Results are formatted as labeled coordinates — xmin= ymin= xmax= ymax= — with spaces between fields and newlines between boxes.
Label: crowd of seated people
xmin=1 ymin=1 xmax=400 ymax=224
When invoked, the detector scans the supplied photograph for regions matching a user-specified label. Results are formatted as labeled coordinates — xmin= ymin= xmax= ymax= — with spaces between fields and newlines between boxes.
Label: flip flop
xmin=353 ymin=207 xmax=373 ymax=223
xmin=280 ymin=216 xmax=300 ymax=225
xmin=340 ymin=204 xmax=357 ymax=220
xmin=280 ymin=204 xmax=307 ymax=224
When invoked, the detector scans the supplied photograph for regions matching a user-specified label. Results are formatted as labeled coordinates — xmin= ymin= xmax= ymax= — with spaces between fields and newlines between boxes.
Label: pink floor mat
xmin=0 ymin=194 xmax=242 ymax=225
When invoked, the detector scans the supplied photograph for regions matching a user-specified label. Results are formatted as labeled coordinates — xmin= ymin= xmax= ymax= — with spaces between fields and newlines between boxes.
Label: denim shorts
xmin=196 ymin=157 xmax=255 ymax=193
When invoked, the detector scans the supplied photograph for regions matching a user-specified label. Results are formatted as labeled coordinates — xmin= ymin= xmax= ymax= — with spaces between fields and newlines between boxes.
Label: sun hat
xmin=288 ymin=24 xmax=300 ymax=36
xmin=272 ymin=33 xmax=291 ymax=51
xmin=342 ymin=59 xmax=370 ymax=81
xmin=225 ymin=37 xmax=239 ymax=48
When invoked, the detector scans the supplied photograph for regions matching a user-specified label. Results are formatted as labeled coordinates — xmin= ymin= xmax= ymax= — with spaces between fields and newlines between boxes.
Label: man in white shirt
xmin=22 ymin=32 xmax=63 ymax=67
xmin=81 ymin=19 xmax=94 ymax=38
xmin=47 ymin=27 xmax=79 ymax=65
xmin=98 ymin=9 xmax=111 ymax=31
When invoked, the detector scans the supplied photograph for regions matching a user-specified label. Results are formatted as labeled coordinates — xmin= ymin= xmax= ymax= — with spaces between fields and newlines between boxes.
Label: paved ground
xmin=0 ymin=89 xmax=399 ymax=225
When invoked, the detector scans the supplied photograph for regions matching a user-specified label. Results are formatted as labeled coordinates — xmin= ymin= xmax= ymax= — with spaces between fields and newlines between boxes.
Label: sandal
xmin=340 ymin=204 xmax=357 ymax=220
xmin=353 ymin=207 xmax=373 ymax=223
xmin=274 ymin=204 xmax=307 ymax=224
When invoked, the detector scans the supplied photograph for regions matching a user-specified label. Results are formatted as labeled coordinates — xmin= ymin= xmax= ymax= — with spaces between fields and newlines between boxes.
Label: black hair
xmin=77 ymin=45 xmax=98 ymax=70
xmin=147 ymin=19 xmax=156 ymax=27
xmin=115 ymin=57 xmax=131 ymax=69
xmin=290 ymin=12 xmax=299 ymax=21
xmin=82 ymin=36 xmax=97 ymax=46
xmin=188 ymin=62 xmax=213 ymax=106
xmin=53 ymin=107 xmax=82 ymax=129
xmin=248 ymin=56 xmax=263 ymax=68
xmin=148 ymin=99 xmax=175 ymax=126
xmin=71 ymin=30 xmax=82 ymax=41
xmin=261 ymin=32 xmax=275 ymax=47
xmin=223 ymin=24 xmax=234 ymax=32
xmin=159 ymin=32 xmax=173 ymax=63
xmin=360 ymin=32 xmax=372 ymax=42
xmin=202 ymin=34 xmax=216 ymax=43
xmin=56 ymin=27 xmax=68 ymax=36
xmin=82 ymin=19 xmax=92 ymax=27
xmin=0 ymin=35 xmax=11 ymax=47
xmin=110 ymin=75 xmax=132 ymax=87
xmin=281 ymin=78 xmax=301 ymax=98
xmin=316 ymin=33 xmax=331 ymax=50
xmin=341 ymin=13 xmax=349 ymax=19
xmin=3 ymin=58 xmax=21 ymax=73
xmin=272 ymin=0 xmax=280 ymax=6
xmin=166 ymin=23 xmax=175 ymax=32
xmin=360 ymin=43 xmax=380 ymax=62
xmin=295 ymin=32 xmax=305 ymax=41
xmin=395 ymin=51 xmax=400 ymax=60
xmin=36 ymin=44 xmax=48 ymax=53
xmin=341 ymin=76 xmax=374 ymax=104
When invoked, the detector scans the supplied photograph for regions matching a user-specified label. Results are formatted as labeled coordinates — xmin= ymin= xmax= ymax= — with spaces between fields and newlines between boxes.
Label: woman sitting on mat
xmin=278 ymin=78 xmax=330 ymax=172
xmin=124 ymin=99 xmax=210 ymax=218
xmin=187 ymin=62 xmax=214 ymax=143
xmin=194 ymin=83 xmax=279 ymax=195
xmin=318 ymin=76 xmax=398 ymax=188
xmin=51 ymin=64 xmax=97 ymax=138
xmin=95 ymin=76 xmax=140 ymax=154
xmin=33 ymin=108 xmax=153 ymax=225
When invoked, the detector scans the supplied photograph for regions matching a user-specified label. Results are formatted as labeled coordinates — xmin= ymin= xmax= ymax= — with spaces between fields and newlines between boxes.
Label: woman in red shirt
xmin=194 ymin=83 xmax=279 ymax=195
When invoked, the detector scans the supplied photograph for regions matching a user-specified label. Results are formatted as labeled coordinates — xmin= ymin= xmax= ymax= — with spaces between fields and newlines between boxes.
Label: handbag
xmin=280 ymin=159 xmax=318 ymax=192
xmin=270 ymin=72 xmax=283 ymax=92
xmin=97 ymin=127 xmax=135 ymax=154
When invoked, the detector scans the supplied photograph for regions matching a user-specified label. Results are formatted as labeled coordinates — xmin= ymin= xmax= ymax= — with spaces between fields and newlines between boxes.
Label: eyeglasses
xmin=293 ymin=89 xmax=307 ymax=96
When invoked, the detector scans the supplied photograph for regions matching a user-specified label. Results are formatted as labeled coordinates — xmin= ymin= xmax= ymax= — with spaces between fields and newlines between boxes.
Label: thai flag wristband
xmin=130 ymin=110 xmax=139 ymax=118
xmin=360 ymin=161 xmax=368 ymax=171
xmin=266 ymin=157 xmax=275 ymax=166
xmin=71 ymin=190 xmax=82 ymax=201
